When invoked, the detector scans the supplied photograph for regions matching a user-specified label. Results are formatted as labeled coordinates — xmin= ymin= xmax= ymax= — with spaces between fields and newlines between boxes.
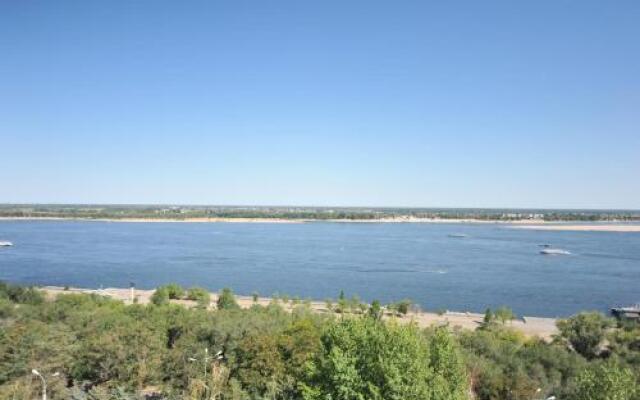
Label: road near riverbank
xmin=41 ymin=286 xmax=559 ymax=340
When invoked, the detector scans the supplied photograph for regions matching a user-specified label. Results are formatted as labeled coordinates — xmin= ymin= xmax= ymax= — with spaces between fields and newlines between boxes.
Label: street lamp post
xmin=32 ymin=370 xmax=59 ymax=400
xmin=189 ymin=348 xmax=223 ymax=379
xmin=188 ymin=348 xmax=223 ymax=399
xmin=129 ymin=282 xmax=136 ymax=303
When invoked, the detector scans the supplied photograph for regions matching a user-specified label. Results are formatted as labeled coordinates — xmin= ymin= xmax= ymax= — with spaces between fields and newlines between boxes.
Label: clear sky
xmin=1 ymin=1 xmax=638 ymax=209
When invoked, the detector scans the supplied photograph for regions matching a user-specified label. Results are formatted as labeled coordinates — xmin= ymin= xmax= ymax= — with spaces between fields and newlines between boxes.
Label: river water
xmin=1 ymin=220 xmax=639 ymax=317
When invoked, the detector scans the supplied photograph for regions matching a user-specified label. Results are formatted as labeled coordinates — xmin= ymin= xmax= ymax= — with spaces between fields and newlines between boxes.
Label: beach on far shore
xmin=41 ymin=286 xmax=559 ymax=340
xmin=0 ymin=216 xmax=303 ymax=224
xmin=0 ymin=216 xmax=551 ymax=224
xmin=3 ymin=216 xmax=638 ymax=232
xmin=509 ymin=224 xmax=640 ymax=232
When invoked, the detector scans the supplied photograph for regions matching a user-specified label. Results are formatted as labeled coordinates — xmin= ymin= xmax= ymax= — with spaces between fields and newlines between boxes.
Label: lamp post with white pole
xmin=129 ymin=281 xmax=136 ymax=304
xmin=32 ymin=370 xmax=59 ymax=400
xmin=188 ymin=348 xmax=223 ymax=379
xmin=188 ymin=348 xmax=223 ymax=399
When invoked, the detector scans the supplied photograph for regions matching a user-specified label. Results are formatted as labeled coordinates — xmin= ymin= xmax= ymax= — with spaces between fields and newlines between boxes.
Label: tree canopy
xmin=1 ymin=282 xmax=639 ymax=399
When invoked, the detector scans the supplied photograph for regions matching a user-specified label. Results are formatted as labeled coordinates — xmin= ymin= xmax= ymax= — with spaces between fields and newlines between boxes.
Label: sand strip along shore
xmin=0 ymin=216 xmax=554 ymax=224
xmin=0 ymin=217 xmax=303 ymax=223
xmin=2 ymin=217 xmax=639 ymax=228
xmin=41 ymin=286 xmax=559 ymax=340
xmin=510 ymin=224 xmax=640 ymax=232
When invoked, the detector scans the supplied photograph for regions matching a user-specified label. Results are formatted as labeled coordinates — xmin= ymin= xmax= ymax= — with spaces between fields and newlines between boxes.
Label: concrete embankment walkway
xmin=41 ymin=286 xmax=559 ymax=340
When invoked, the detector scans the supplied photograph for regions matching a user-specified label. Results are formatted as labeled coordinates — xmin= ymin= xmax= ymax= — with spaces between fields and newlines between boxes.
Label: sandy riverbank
xmin=0 ymin=216 xmax=547 ymax=224
xmin=325 ymin=217 xmax=546 ymax=224
xmin=41 ymin=286 xmax=559 ymax=340
xmin=510 ymin=224 xmax=640 ymax=232
xmin=0 ymin=217 xmax=303 ymax=223
xmin=7 ymin=216 xmax=638 ymax=228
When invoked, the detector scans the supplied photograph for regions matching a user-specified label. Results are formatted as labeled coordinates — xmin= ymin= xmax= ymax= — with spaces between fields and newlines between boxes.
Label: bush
xmin=494 ymin=306 xmax=516 ymax=324
xmin=187 ymin=287 xmax=210 ymax=308
xmin=0 ymin=298 xmax=14 ymax=318
xmin=216 ymin=288 xmax=239 ymax=310
xmin=324 ymin=299 xmax=333 ymax=312
xmin=0 ymin=282 xmax=45 ymax=305
xmin=388 ymin=299 xmax=413 ymax=315
xmin=162 ymin=283 xmax=184 ymax=300
xmin=150 ymin=287 xmax=169 ymax=305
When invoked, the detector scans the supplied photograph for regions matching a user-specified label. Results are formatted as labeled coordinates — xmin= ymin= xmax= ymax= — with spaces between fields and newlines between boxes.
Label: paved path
xmin=42 ymin=286 xmax=558 ymax=340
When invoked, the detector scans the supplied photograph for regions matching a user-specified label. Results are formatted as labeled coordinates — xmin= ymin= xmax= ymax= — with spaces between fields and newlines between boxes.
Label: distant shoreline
xmin=0 ymin=216 xmax=574 ymax=224
xmin=0 ymin=216 xmax=303 ymax=224
xmin=1 ymin=216 xmax=640 ymax=230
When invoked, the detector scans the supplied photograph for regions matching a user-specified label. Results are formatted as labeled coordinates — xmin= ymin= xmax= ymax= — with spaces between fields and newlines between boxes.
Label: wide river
xmin=1 ymin=220 xmax=639 ymax=317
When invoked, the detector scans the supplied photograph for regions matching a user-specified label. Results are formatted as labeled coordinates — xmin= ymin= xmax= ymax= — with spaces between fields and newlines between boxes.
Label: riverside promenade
xmin=42 ymin=286 xmax=559 ymax=339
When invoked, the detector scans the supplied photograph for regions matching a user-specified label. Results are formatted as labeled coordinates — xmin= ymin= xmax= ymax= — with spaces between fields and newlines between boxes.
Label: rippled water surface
xmin=1 ymin=221 xmax=639 ymax=316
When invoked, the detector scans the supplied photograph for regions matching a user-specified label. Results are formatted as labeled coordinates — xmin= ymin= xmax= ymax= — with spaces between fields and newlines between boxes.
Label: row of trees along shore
xmin=2 ymin=205 xmax=639 ymax=221
xmin=1 ymin=281 xmax=640 ymax=399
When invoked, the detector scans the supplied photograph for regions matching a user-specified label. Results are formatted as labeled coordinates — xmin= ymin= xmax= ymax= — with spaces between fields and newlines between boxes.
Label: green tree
xmin=494 ymin=306 xmax=515 ymax=325
xmin=71 ymin=314 xmax=165 ymax=390
xmin=482 ymin=307 xmax=494 ymax=326
xmin=570 ymin=361 xmax=638 ymax=400
xmin=557 ymin=312 xmax=613 ymax=359
xmin=427 ymin=327 xmax=468 ymax=400
xmin=302 ymin=318 xmax=468 ymax=400
xmin=368 ymin=300 xmax=383 ymax=321
xmin=336 ymin=290 xmax=348 ymax=314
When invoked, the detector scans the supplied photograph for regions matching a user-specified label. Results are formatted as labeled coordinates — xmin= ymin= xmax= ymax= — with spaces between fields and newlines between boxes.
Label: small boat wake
xmin=540 ymin=248 xmax=571 ymax=255
xmin=425 ymin=269 xmax=448 ymax=274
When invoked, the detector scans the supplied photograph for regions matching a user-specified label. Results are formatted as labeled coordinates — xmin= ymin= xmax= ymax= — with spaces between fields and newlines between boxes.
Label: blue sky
xmin=1 ymin=1 xmax=638 ymax=209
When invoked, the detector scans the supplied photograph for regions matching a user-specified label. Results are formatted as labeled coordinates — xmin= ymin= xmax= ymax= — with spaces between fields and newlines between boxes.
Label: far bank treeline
xmin=1 ymin=204 xmax=639 ymax=221
xmin=1 ymin=282 xmax=640 ymax=400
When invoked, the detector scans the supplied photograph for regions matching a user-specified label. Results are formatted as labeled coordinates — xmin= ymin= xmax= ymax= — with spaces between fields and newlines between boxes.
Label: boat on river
xmin=0 ymin=241 xmax=13 ymax=247
xmin=540 ymin=248 xmax=570 ymax=255
xmin=611 ymin=305 xmax=640 ymax=320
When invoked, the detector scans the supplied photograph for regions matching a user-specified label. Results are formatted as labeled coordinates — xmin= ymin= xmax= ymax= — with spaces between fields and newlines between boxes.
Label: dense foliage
xmin=1 ymin=282 xmax=640 ymax=399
